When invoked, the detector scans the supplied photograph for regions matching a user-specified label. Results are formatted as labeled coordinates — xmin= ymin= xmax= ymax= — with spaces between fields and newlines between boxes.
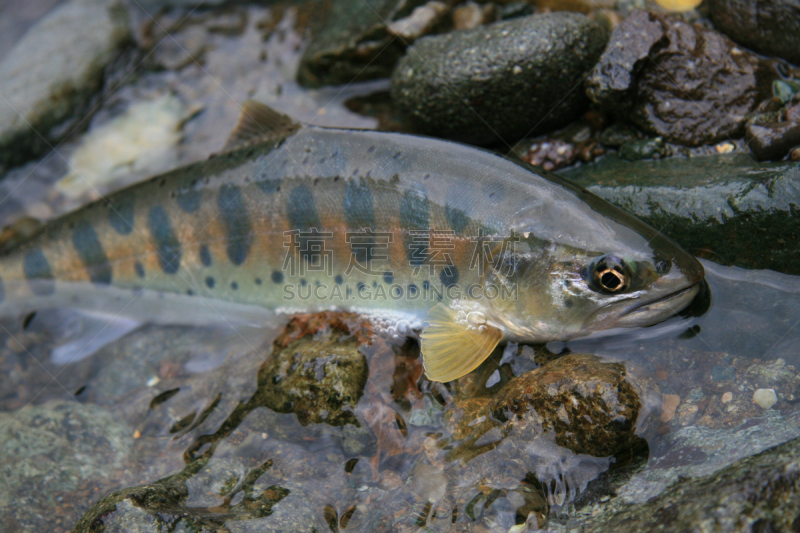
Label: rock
xmin=449 ymin=353 xmax=652 ymax=459
xmin=297 ymin=0 xmax=451 ymax=88
xmin=561 ymin=154 xmax=800 ymax=274
xmin=131 ymin=0 xmax=233 ymax=13
xmin=55 ymin=94 xmax=187 ymax=199
xmin=390 ymin=12 xmax=608 ymax=145
xmin=722 ymin=392 xmax=733 ymax=404
xmin=708 ymin=0 xmax=800 ymax=66
xmin=586 ymin=10 xmax=775 ymax=146
xmin=452 ymin=2 xmax=497 ymax=31
xmin=256 ymin=312 xmax=370 ymax=426
xmin=151 ymin=24 xmax=209 ymax=70
xmin=0 ymin=401 xmax=135 ymax=532
xmin=619 ymin=136 xmax=671 ymax=160
xmin=746 ymin=92 xmax=800 ymax=160
xmin=753 ymin=388 xmax=779 ymax=410
xmin=578 ymin=434 xmax=800 ymax=532
xmin=660 ymin=394 xmax=680 ymax=423
xmin=0 ymin=0 xmax=131 ymax=168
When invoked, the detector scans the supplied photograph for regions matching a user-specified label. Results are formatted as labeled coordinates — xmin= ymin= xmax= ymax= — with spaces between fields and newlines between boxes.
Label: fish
xmin=0 ymin=101 xmax=704 ymax=381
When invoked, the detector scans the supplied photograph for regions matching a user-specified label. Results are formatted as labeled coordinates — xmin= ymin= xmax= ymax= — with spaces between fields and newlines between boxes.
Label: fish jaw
xmin=611 ymin=283 xmax=700 ymax=328
xmin=581 ymin=253 xmax=705 ymax=333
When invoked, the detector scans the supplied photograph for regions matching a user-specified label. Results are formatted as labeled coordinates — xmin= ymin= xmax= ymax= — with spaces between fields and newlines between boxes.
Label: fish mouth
xmin=614 ymin=283 xmax=701 ymax=328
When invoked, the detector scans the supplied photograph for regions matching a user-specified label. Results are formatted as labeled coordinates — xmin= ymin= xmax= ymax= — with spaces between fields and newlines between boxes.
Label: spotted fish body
xmin=0 ymin=104 xmax=704 ymax=381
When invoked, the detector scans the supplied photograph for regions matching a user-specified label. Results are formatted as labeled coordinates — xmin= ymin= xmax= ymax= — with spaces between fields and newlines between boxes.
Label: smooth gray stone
xmin=0 ymin=0 xmax=131 ymax=167
xmin=561 ymin=154 xmax=800 ymax=274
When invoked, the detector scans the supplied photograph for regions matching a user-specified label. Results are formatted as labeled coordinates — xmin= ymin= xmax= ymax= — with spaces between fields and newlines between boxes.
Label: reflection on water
xmin=12 ymin=260 xmax=781 ymax=531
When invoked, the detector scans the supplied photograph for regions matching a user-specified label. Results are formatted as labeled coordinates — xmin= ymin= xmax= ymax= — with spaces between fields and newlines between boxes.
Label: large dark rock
xmin=390 ymin=12 xmax=609 ymax=145
xmin=297 ymin=0 xmax=451 ymax=87
xmin=708 ymin=0 xmax=800 ymax=66
xmin=561 ymin=154 xmax=800 ymax=274
xmin=579 ymin=434 xmax=800 ymax=532
xmin=586 ymin=10 xmax=776 ymax=146
xmin=0 ymin=0 xmax=131 ymax=168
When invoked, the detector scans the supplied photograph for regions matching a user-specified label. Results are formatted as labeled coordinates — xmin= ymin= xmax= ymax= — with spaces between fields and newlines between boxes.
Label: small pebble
xmin=661 ymin=393 xmax=680 ymax=422
xmin=753 ymin=388 xmax=778 ymax=409
xmin=721 ymin=392 xmax=733 ymax=403
xmin=146 ymin=376 xmax=160 ymax=387
xmin=133 ymin=430 xmax=141 ymax=439
xmin=715 ymin=142 xmax=734 ymax=154
xmin=791 ymin=147 xmax=800 ymax=161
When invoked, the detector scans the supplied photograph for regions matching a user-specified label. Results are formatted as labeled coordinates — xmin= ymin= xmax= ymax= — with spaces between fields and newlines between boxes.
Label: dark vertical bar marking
xmin=257 ymin=178 xmax=281 ymax=195
xmin=176 ymin=188 xmax=202 ymax=213
xmin=72 ymin=221 xmax=112 ymax=284
xmin=440 ymin=265 xmax=459 ymax=288
xmin=288 ymin=185 xmax=320 ymax=230
xmin=344 ymin=180 xmax=374 ymax=229
xmin=24 ymin=248 xmax=55 ymax=295
xmin=148 ymin=206 xmax=182 ymax=274
xmin=446 ymin=205 xmax=470 ymax=235
xmin=345 ymin=180 xmax=375 ymax=265
xmin=218 ymin=185 xmax=252 ymax=266
xmin=400 ymin=190 xmax=429 ymax=266
xmin=108 ymin=196 xmax=135 ymax=235
xmin=199 ymin=244 xmax=212 ymax=267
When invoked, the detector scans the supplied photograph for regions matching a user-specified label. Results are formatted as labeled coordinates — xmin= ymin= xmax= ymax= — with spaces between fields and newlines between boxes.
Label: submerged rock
xmin=449 ymin=353 xmax=652 ymax=459
xmin=586 ymin=10 xmax=775 ymax=146
xmin=256 ymin=312 xmax=370 ymax=426
xmin=561 ymin=154 xmax=800 ymax=274
xmin=0 ymin=401 xmax=135 ymax=532
xmin=444 ymin=353 xmax=654 ymax=524
xmin=0 ymin=0 xmax=131 ymax=168
xmin=297 ymin=0 xmax=451 ymax=87
xmin=391 ymin=12 xmax=608 ymax=145
xmin=56 ymin=94 xmax=188 ymax=199
xmin=708 ymin=0 xmax=800 ymax=66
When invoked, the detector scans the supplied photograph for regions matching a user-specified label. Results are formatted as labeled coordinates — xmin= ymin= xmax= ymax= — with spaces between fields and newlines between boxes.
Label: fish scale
xmin=0 ymin=102 xmax=704 ymax=381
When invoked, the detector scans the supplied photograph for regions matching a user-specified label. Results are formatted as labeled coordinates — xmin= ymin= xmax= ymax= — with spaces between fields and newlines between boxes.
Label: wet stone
xmin=449 ymin=353 xmax=651 ymax=459
xmin=708 ymin=0 xmax=800 ymax=66
xmin=0 ymin=401 xmax=136 ymax=532
xmin=390 ymin=12 xmax=609 ymax=145
xmin=746 ymin=91 xmax=800 ymax=160
xmin=586 ymin=10 xmax=775 ymax=146
xmin=452 ymin=1 xmax=497 ymax=31
xmin=562 ymin=154 xmax=800 ymax=274
xmin=578 ymin=434 xmax=800 ymax=532
xmin=619 ymin=136 xmax=671 ymax=161
xmin=256 ymin=312 xmax=370 ymax=426
xmin=0 ymin=0 xmax=131 ymax=168
xmin=297 ymin=0 xmax=450 ymax=87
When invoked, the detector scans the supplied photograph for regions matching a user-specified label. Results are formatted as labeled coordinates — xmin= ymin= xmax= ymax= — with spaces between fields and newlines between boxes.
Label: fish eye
xmin=589 ymin=255 xmax=630 ymax=294
xmin=655 ymin=259 xmax=672 ymax=275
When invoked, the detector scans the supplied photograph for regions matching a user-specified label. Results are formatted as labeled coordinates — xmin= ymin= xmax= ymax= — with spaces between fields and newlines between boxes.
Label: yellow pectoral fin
xmin=420 ymin=303 xmax=503 ymax=382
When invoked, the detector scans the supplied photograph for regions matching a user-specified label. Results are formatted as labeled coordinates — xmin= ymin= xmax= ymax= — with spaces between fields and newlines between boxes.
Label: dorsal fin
xmin=223 ymin=101 xmax=301 ymax=152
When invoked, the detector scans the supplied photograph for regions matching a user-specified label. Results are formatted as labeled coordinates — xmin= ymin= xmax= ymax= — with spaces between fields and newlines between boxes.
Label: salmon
xmin=0 ymin=102 xmax=704 ymax=381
